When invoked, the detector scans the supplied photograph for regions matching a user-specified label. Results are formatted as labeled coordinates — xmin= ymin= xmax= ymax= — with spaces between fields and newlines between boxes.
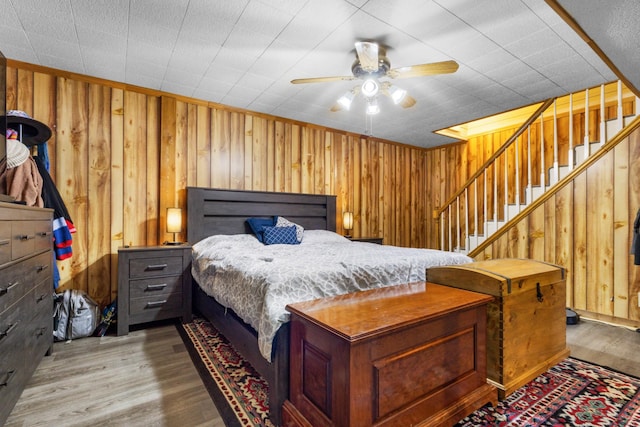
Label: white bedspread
xmin=191 ymin=230 xmax=472 ymax=361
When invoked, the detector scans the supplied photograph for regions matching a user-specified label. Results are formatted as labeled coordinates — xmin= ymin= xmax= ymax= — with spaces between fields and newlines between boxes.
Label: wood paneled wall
xmin=6 ymin=61 xmax=461 ymax=306
xmin=472 ymin=122 xmax=640 ymax=324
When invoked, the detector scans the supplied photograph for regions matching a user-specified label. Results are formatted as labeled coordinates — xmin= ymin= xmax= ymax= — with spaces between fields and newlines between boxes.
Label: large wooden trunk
xmin=282 ymin=282 xmax=497 ymax=427
xmin=426 ymin=258 xmax=570 ymax=399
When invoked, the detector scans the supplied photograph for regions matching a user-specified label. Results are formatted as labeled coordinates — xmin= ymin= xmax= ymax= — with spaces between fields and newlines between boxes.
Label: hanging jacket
xmin=33 ymin=156 xmax=74 ymax=261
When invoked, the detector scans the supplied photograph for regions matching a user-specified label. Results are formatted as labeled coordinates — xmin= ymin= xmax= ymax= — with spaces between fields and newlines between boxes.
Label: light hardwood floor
xmin=5 ymin=321 xmax=224 ymax=427
xmin=6 ymin=318 xmax=640 ymax=426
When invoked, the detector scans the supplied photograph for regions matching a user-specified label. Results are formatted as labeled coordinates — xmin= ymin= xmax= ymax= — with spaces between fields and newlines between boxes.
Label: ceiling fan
xmin=291 ymin=41 xmax=459 ymax=114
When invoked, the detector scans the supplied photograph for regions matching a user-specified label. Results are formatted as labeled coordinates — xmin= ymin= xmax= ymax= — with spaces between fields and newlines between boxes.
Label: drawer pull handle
xmin=146 ymin=300 xmax=167 ymax=307
xmin=36 ymin=293 xmax=47 ymax=303
xmin=0 ymin=370 xmax=16 ymax=387
xmin=0 ymin=239 xmax=9 ymax=246
xmin=146 ymin=264 xmax=168 ymax=271
xmin=36 ymin=327 xmax=48 ymax=337
xmin=37 ymin=231 xmax=53 ymax=237
xmin=0 ymin=322 xmax=19 ymax=339
xmin=36 ymin=265 xmax=49 ymax=272
xmin=19 ymin=234 xmax=35 ymax=241
xmin=146 ymin=284 xmax=167 ymax=291
xmin=0 ymin=281 xmax=19 ymax=295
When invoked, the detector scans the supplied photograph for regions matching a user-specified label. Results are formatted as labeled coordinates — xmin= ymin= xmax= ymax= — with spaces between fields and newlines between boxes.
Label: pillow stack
xmin=246 ymin=216 xmax=304 ymax=245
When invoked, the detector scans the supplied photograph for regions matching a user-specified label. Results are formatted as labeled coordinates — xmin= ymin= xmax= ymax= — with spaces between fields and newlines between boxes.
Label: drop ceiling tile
xmin=27 ymin=32 xmax=82 ymax=63
xmin=277 ymin=0 xmax=357 ymax=49
xmin=0 ymin=45 xmax=38 ymax=63
xmin=126 ymin=39 xmax=172 ymax=67
xmin=125 ymin=58 xmax=166 ymax=81
xmin=161 ymin=80 xmax=197 ymax=98
xmin=196 ymin=77 xmax=233 ymax=95
xmin=126 ymin=74 xmax=162 ymax=91
xmin=203 ymin=62 xmax=244 ymax=85
xmin=179 ymin=0 xmax=247 ymax=45
xmin=76 ymin=25 xmax=127 ymax=54
xmin=70 ymin=0 xmax=129 ymax=36
xmin=236 ymin=1 xmax=293 ymax=39
xmin=0 ymin=25 xmax=31 ymax=51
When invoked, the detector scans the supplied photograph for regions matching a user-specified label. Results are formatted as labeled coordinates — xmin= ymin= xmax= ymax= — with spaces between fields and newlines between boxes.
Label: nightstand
xmin=348 ymin=236 xmax=383 ymax=245
xmin=117 ymin=245 xmax=192 ymax=336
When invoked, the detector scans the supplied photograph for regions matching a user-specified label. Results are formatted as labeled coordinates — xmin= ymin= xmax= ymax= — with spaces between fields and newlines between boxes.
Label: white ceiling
xmin=0 ymin=0 xmax=629 ymax=148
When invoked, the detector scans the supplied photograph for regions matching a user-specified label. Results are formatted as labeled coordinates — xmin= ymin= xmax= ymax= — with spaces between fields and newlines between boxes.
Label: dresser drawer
xmin=0 ymin=222 xmax=10 ymax=266
xmin=33 ymin=221 xmax=53 ymax=253
xmin=25 ymin=297 xmax=52 ymax=363
xmin=31 ymin=278 xmax=53 ymax=315
xmin=129 ymin=275 xmax=182 ymax=299
xmin=12 ymin=221 xmax=49 ymax=260
xmin=29 ymin=251 xmax=53 ymax=286
xmin=0 ymin=264 xmax=29 ymax=315
xmin=129 ymin=256 xmax=183 ymax=279
xmin=0 ymin=322 xmax=26 ymax=421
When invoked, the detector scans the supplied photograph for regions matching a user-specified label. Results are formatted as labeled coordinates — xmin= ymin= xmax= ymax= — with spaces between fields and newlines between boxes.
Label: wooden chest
xmin=282 ymin=282 xmax=497 ymax=427
xmin=426 ymin=258 xmax=570 ymax=399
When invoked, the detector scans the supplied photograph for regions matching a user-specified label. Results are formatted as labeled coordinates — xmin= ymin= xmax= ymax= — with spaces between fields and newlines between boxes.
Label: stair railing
xmin=436 ymin=80 xmax=636 ymax=253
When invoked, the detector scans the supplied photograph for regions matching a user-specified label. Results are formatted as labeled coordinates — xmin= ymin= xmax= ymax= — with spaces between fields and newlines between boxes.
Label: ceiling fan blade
xmin=291 ymin=75 xmax=356 ymax=84
xmin=355 ymin=41 xmax=379 ymax=72
xmin=387 ymin=60 xmax=459 ymax=79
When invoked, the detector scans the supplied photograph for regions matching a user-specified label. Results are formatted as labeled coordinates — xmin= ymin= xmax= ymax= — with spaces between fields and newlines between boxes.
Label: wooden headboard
xmin=186 ymin=187 xmax=337 ymax=244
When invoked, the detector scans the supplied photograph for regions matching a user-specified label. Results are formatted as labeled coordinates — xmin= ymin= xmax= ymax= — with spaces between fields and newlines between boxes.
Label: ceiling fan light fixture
xmin=337 ymin=90 xmax=355 ymax=110
xmin=389 ymin=84 xmax=407 ymax=104
xmin=361 ymin=78 xmax=379 ymax=97
xmin=366 ymin=98 xmax=380 ymax=115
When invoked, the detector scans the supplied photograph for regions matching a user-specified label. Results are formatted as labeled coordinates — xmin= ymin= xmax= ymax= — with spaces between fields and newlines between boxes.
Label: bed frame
xmin=186 ymin=187 xmax=336 ymax=426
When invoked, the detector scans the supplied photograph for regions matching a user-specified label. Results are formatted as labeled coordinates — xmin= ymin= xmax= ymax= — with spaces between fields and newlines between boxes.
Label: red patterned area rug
xmin=178 ymin=317 xmax=274 ymax=427
xmin=180 ymin=316 xmax=640 ymax=427
xmin=455 ymin=357 xmax=640 ymax=426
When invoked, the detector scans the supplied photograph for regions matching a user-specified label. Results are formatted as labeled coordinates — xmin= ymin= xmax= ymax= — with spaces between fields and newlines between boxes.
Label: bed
xmin=186 ymin=187 xmax=473 ymax=426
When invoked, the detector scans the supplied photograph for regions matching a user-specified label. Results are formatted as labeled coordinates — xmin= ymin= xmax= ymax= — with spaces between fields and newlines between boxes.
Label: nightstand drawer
xmin=129 ymin=256 xmax=183 ymax=278
xmin=129 ymin=292 xmax=183 ymax=316
xmin=129 ymin=276 xmax=182 ymax=298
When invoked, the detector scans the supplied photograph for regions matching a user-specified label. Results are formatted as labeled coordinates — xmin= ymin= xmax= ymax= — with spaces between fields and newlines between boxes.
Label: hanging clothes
xmin=33 ymin=155 xmax=75 ymax=262
xmin=0 ymin=135 xmax=44 ymax=207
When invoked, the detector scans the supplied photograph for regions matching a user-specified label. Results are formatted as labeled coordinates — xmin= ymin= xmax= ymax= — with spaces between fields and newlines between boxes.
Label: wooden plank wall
xmin=473 ymin=125 xmax=640 ymax=324
xmin=6 ymin=62 xmax=461 ymax=307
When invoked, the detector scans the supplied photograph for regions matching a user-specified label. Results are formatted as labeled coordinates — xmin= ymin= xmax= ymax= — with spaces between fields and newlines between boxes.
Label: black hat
xmin=5 ymin=110 xmax=52 ymax=146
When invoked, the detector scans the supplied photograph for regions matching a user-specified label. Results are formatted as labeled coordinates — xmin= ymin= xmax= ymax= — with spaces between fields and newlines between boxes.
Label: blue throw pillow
xmin=263 ymin=225 xmax=300 ymax=245
xmin=246 ymin=217 xmax=276 ymax=243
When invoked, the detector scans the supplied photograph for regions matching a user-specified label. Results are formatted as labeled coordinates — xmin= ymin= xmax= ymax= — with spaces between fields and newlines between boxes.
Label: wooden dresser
xmin=283 ymin=282 xmax=497 ymax=427
xmin=0 ymin=202 xmax=53 ymax=425
xmin=427 ymin=258 xmax=570 ymax=399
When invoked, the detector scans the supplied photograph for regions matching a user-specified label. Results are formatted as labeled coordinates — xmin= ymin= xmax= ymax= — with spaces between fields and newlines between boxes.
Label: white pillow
xmin=301 ymin=229 xmax=350 ymax=244
xmin=275 ymin=216 xmax=304 ymax=242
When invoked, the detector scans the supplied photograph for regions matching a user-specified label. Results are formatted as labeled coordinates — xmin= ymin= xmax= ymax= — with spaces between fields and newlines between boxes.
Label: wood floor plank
xmin=5 ymin=322 xmax=223 ymax=427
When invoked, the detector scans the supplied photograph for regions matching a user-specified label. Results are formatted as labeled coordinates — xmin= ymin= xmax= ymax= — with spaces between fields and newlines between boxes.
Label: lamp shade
xmin=166 ymin=208 xmax=182 ymax=233
xmin=343 ymin=211 xmax=353 ymax=231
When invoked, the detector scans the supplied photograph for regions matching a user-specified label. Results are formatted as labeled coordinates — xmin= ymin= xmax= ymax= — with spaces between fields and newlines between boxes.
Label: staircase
xmin=436 ymin=81 xmax=639 ymax=255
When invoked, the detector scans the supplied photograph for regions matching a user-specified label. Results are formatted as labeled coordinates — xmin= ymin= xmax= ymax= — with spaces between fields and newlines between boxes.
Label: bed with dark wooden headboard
xmin=186 ymin=187 xmax=337 ymax=426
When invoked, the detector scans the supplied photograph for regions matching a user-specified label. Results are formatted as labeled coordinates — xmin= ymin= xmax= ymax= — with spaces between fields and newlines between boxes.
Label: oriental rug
xmin=179 ymin=316 xmax=640 ymax=427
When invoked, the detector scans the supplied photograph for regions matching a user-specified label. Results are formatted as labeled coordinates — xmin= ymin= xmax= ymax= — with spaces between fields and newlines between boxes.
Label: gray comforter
xmin=191 ymin=230 xmax=472 ymax=360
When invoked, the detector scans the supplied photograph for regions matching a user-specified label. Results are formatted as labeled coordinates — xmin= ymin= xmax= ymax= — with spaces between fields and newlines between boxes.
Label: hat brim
xmin=6 ymin=116 xmax=52 ymax=146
